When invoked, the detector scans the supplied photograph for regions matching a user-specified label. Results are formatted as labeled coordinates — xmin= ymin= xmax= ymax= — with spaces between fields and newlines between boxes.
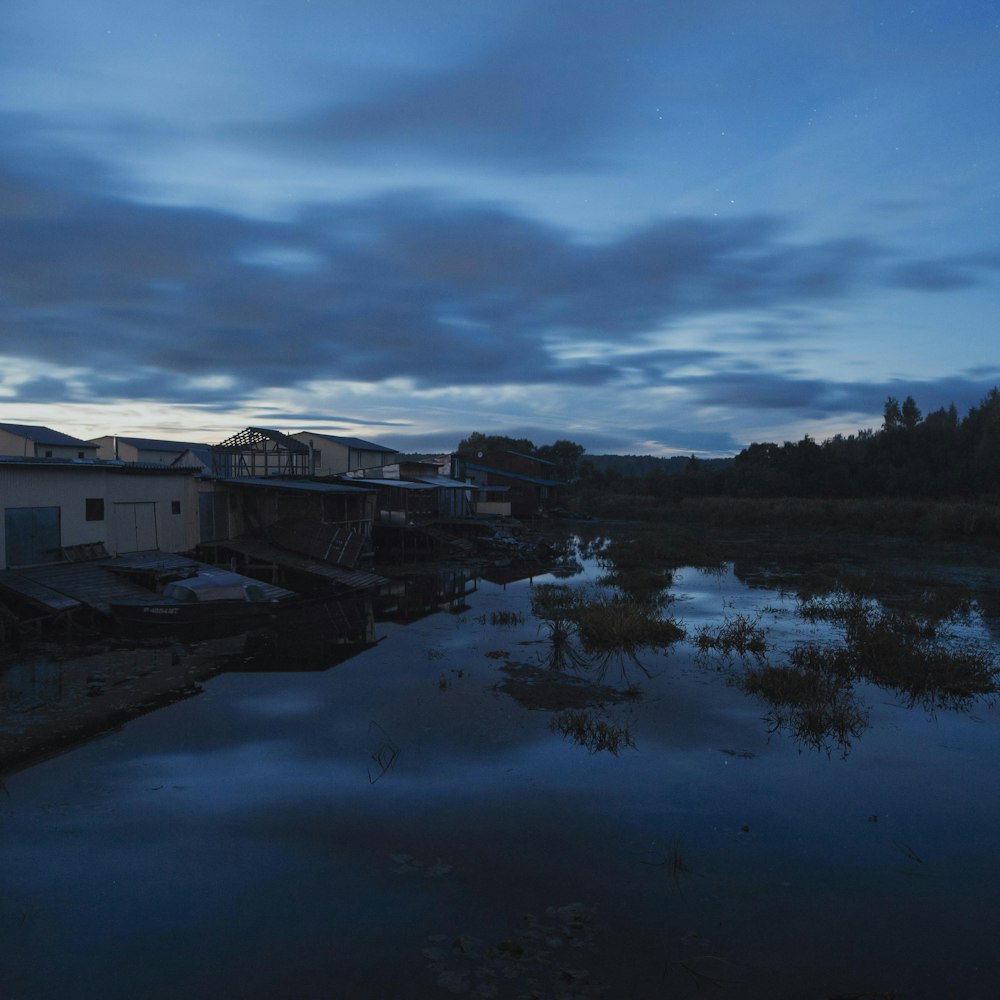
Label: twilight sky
xmin=1 ymin=1 xmax=998 ymax=456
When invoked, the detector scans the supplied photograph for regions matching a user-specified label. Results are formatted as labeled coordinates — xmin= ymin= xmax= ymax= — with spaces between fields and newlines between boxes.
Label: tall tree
xmin=883 ymin=396 xmax=902 ymax=431
xmin=536 ymin=439 xmax=586 ymax=482
xmin=901 ymin=395 xmax=922 ymax=429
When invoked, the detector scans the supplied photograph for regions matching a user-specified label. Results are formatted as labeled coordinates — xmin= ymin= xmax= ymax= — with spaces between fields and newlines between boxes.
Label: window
xmin=44 ymin=449 xmax=53 ymax=457
xmin=86 ymin=498 xmax=105 ymax=521
xmin=171 ymin=500 xmax=181 ymax=515
xmin=77 ymin=451 xmax=85 ymax=459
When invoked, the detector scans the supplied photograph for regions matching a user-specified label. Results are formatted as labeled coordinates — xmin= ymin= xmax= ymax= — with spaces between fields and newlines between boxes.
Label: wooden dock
xmin=0 ymin=551 xmax=294 ymax=624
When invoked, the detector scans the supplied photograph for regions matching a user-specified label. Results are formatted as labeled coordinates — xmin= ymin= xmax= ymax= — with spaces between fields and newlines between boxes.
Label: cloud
xmin=886 ymin=260 xmax=982 ymax=292
xmin=241 ymin=2 xmax=681 ymax=172
xmin=681 ymin=370 xmax=1000 ymax=429
xmin=0 ymin=142 xmax=995 ymax=431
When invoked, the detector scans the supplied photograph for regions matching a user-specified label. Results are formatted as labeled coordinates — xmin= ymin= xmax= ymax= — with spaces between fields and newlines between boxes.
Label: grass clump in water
xmin=800 ymin=592 xmax=999 ymax=708
xmin=741 ymin=644 xmax=869 ymax=757
xmin=489 ymin=610 xmax=524 ymax=627
xmin=575 ymin=592 xmax=685 ymax=656
xmin=531 ymin=583 xmax=685 ymax=667
xmin=552 ymin=709 xmax=636 ymax=756
xmin=695 ymin=614 xmax=768 ymax=661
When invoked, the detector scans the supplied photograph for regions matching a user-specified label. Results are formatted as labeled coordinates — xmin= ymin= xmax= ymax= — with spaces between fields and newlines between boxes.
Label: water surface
xmin=2 ymin=537 xmax=998 ymax=998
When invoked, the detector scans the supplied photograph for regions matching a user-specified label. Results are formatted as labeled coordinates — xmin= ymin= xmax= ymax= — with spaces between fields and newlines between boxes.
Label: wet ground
xmin=2 ymin=526 xmax=999 ymax=998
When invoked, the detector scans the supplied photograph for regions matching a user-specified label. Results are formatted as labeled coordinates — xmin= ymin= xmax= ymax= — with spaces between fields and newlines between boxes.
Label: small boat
xmin=110 ymin=570 xmax=281 ymax=630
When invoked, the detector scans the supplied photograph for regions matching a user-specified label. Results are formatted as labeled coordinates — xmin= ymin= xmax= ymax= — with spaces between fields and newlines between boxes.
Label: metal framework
xmin=211 ymin=427 xmax=310 ymax=478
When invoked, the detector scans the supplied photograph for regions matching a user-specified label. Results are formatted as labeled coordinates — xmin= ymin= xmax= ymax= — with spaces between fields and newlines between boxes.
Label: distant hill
xmin=582 ymin=454 xmax=734 ymax=477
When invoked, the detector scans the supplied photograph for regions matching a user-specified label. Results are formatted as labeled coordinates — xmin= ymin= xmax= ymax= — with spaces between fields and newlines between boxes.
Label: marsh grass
xmin=695 ymin=614 xmax=768 ymax=661
xmin=552 ymin=709 xmax=636 ymax=756
xmin=530 ymin=583 xmax=685 ymax=679
xmin=577 ymin=494 xmax=1000 ymax=541
xmin=741 ymin=649 xmax=869 ymax=756
xmin=798 ymin=593 xmax=999 ymax=708
xmin=575 ymin=593 xmax=686 ymax=656
xmin=489 ymin=610 xmax=524 ymax=627
xmin=739 ymin=598 xmax=998 ymax=754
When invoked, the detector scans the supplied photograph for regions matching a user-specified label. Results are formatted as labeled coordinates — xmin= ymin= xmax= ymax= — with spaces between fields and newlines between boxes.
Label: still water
xmin=1 ymin=536 xmax=998 ymax=998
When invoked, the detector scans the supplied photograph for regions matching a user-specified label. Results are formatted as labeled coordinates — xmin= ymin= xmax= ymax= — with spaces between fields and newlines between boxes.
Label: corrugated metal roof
xmin=503 ymin=449 xmax=557 ymax=466
xmin=216 ymin=476 xmax=373 ymax=493
xmin=0 ymin=423 xmax=96 ymax=448
xmin=413 ymin=475 xmax=469 ymax=489
xmin=0 ymin=456 xmax=198 ymax=474
xmin=358 ymin=479 xmax=434 ymax=491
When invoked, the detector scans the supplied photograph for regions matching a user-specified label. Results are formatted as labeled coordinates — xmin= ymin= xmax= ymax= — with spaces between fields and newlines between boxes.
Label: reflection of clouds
xmin=235 ymin=693 xmax=327 ymax=718
xmin=121 ymin=744 xmax=366 ymax=813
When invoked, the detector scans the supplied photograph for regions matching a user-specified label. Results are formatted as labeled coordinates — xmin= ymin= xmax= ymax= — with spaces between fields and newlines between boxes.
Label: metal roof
xmin=297 ymin=431 xmax=396 ymax=452
xmin=357 ymin=479 xmax=434 ymax=491
xmin=413 ymin=474 xmax=469 ymax=489
xmin=462 ymin=462 xmax=564 ymax=488
xmin=172 ymin=446 xmax=213 ymax=467
xmin=503 ymin=448 xmax=557 ymax=466
xmin=113 ymin=436 xmax=210 ymax=452
xmin=216 ymin=476 xmax=373 ymax=494
xmin=0 ymin=422 xmax=96 ymax=448
xmin=0 ymin=455 xmax=198 ymax=474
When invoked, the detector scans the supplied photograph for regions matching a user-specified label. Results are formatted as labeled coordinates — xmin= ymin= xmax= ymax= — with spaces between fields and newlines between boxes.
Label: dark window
xmin=77 ymin=451 xmax=84 ymax=459
xmin=171 ymin=501 xmax=181 ymax=515
xmin=44 ymin=450 xmax=53 ymax=457
xmin=86 ymin=498 xmax=104 ymax=521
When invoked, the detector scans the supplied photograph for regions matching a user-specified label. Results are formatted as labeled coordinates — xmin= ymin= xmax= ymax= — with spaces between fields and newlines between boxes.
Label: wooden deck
xmin=0 ymin=551 xmax=294 ymax=617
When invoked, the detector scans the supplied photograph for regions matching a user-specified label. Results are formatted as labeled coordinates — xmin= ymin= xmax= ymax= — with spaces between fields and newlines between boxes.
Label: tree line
xmin=587 ymin=388 xmax=1000 ymax=500
xmin=456 ymin=386 xmax=1000 ymax=501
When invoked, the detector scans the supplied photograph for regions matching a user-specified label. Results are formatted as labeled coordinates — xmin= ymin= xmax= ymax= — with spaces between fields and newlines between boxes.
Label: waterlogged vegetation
xmin=552 ymin=708 xmax=636 ymax=756
xmin=531 ymin=583 xmax=684 ymax=666
xmin=3 ymin=521 xmax=1000 ymax=997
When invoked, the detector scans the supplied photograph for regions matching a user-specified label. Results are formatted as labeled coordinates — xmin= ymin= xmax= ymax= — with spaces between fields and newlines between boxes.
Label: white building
xmin=291 ymin=432 xmax=397 ymax=476
xmin=89 ymin=435 xmax=211 ymax=466
xmin=0 ymin=458 xmax=202 ymax=569
xmin=0 ymin=423 xmax=99 ymax=461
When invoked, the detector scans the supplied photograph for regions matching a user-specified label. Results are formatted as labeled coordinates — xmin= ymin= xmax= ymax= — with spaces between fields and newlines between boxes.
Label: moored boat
xmin=110 ymin=570 xmax=281 ymax=629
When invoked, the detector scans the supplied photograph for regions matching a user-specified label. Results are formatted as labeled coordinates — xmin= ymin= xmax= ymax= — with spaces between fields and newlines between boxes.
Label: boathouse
xmin=89 ymin=435 xmax=211 ymax=466
xmin=291 ymin=431 xmax=398 ymax=476
xmin=0 ymin=457 xmax=201 ymax=570
xmin=0 ymin=423 xmax=99 ymax=461
xmin=451 ymin=450 xmax=563 ymax=518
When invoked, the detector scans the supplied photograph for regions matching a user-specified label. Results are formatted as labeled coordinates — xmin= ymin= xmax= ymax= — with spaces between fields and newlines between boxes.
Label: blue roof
xmin=462 ymin=462 xmax=563 ymax=488
xmin=216 ymin=477 xmax=373 ymax=494
xmin=503 ymin=449 xmax=556 ymax=466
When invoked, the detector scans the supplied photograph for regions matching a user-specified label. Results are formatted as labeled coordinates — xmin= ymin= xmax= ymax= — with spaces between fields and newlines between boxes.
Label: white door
xmin=113 ymin=502 xmax=158 ymax=553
